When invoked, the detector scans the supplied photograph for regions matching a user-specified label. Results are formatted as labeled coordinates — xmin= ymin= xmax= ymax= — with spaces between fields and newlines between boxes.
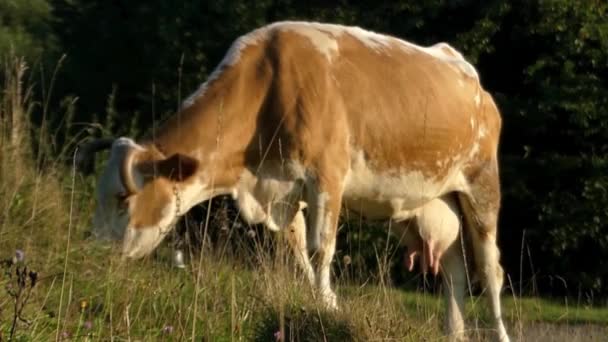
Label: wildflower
xmin=162 ymin=325 xmax=174 ymax=334
xmin=60 ymin=331 xmax=71 ymax=339
xmin=247 ymin=229 xmax=256 ymax=238
xmin=342 ymin=255 xmax=352 ymax=266
xmin=274 ymin=330 xmax=283 ymax=341
xmin=80 ymin=300 xmax=88 ymax=311
xmin=83 ymin=320 xmax=93 ymax=330
xmin=14 ymin=249 xmax=25 ymax=263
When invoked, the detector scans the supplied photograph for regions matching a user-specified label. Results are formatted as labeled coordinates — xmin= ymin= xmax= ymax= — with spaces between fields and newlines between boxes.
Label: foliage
xmin=0 ymin=0 xmax=57 ymax=61
xmin=491 ymin=0 xmax=608 ymax=297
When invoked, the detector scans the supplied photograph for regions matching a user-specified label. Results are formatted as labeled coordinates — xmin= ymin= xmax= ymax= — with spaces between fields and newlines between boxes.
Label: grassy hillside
xmin=1 ymin=59 xmax=607 ymax=341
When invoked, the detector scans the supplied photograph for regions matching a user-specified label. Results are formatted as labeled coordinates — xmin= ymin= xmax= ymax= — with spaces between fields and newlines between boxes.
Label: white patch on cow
xmin=436 ymin=159 xmax=447 ymax=169
xmin=233 ymin=166 xmax=304 ymax=232
xmin=310 ymin=191 xmax=329 ymax=218
xmin=181 ymin=71 xmax=221 ymax=110
xmin=331 ymin=23 xmax=477 ymax=78
xmin=425 ymin=44 xmax=478 ymax=79
xmin=474 ymin=91 xmax=481 ymax=107
xmin=342 ymin=26 xmax=392 ymax=51
xmin=341 ymin=150 xmax=468 ymax=221
xmin=234 ymin=190 xmax=267 ymax=224
xmin=469 ymin=142 xmax=480 ymax=159
xmin=122 ymin=226 xmax=167 ymax=259
xmin=274 ymin=21 xmax=391 ymax=57
xmin=389 ymin=39 xmax=479 ymax=79
xmin=470 ymin=117 xmax=475 ymax=129
xmin=304 ymin=188 xmax=330 ymax=251
xmin=430 ymin=42 xmax=464 ymax=59
xmin=179 ymin=178 xmax=221 ymax=213
xmin=280 ymin=24 xmax=339 ymax=61
xmin=450 ymin=153 xmax=464 ymax=165
xmin=122 ymin=204 xmax=174 ymax=259
xmin=286 ymin=160 xmax=307 ymax=179
xmin=478 ymin=125 xmax=487 ymax=139
xmin=323 ymin=210 xmax=333 ymax=234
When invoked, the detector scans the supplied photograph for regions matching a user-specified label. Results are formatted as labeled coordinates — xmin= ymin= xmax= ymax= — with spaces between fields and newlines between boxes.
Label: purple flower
xmin=274 ymin=330 xmax=283 ymax=341
xmin=14 ymin=249 xmax=25 ymax=262
xmin=162 ymin=325 xmax=174 ymax=334
xmin=60 ymin=331 xmax=71 ymax=339
xmin=83 ymin=320 xmax=93 ymax=330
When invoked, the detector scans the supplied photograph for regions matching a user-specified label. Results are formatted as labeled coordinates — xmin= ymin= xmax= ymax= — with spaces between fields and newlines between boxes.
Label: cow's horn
xmin=75 ymin=138 xmax=115 ymax=175
xmin=120 ymin=147 xmax=140 ymax=195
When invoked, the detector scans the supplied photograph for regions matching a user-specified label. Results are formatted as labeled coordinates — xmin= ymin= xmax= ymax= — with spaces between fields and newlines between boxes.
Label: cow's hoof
xmin=320 ymin=289 xmax=338 ymax=311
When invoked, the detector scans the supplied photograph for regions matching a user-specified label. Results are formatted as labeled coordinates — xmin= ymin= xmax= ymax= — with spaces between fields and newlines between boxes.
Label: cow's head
xmin=77 ymin=137 xmax=199 ymax=259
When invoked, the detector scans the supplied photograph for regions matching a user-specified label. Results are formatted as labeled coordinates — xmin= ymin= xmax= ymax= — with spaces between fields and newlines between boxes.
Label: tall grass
xmin=1 ymin=55 xmax=607 ymax=341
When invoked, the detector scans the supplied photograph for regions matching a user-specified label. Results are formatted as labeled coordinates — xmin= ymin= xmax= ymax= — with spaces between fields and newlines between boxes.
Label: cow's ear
xmin=155 ymin=153 xmax=199 ymax=181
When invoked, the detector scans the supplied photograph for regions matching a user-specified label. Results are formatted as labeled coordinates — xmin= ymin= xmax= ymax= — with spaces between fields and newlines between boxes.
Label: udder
xmin=392 ymin=194 xmax=461 ymax=275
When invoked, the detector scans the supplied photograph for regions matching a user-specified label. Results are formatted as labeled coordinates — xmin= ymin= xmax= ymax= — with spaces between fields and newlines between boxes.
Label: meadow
xmin=1 ymin=58 xmax=608 ymax=342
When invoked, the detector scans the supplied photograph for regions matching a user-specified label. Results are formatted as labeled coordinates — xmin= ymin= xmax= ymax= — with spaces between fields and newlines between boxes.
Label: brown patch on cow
xmin=133 ymin=23 xmax=497 ymax=188
xmin=137 ymin=152 xmax=199 ymax=182
xmin=140 ymin=40 xmax=276 ymax=188
xmin=128 ymin=177 xmax=173 ymax=229
xmin=334 ymin=34 xmax=481 ymax=177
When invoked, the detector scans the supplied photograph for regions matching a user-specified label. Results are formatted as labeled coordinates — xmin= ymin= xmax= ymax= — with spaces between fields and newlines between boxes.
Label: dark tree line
xmin=2 ymin=0 xmax=607 ymax=300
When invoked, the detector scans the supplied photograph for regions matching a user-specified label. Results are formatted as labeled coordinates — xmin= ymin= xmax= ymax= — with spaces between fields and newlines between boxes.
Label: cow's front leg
xmin=283 ymin=209 xmax=315 ymax=285
xmin=305 ymin=178 xmax=343 ymax=309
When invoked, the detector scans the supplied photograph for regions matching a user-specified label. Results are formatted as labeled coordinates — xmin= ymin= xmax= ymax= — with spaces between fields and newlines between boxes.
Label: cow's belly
xmin=342 ymin=163 xmax=467 ymax=221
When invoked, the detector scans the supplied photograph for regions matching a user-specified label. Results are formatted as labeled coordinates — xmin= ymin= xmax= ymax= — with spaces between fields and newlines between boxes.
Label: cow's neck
xmin=143 ymin=56 xmax=269 ymax=201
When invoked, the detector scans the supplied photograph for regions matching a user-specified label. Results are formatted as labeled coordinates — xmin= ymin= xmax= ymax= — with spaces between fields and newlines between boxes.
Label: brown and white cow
xmin=77 ymin=21 xmax=509 ymax=341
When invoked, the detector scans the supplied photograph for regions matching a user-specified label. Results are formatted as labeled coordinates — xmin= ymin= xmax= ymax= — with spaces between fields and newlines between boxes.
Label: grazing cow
xmin=77 ymin=21 xmax=509 ymax=341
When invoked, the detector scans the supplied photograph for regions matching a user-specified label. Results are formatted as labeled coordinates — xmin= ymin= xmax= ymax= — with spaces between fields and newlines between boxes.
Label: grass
xmin=2 ymin=57 xmax=608 ymax=341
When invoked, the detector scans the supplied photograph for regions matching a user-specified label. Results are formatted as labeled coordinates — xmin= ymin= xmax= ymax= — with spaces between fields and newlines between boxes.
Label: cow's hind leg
xmin=305 ymin=177 xmax=344 ymax=309
xmin=440 ymin=234 xmax=467 ymax=341
xmin=459 ymin=162 xmax=509 ymax=342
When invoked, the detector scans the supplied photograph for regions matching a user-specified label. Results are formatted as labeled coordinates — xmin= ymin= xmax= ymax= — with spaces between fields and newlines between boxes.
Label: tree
xmin=0 ymin=0 xmax=57 ymax=61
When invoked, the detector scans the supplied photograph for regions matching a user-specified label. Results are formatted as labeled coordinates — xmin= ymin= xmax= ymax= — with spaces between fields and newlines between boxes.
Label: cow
xmin=77 ymin=21 xmax=509 ymax=341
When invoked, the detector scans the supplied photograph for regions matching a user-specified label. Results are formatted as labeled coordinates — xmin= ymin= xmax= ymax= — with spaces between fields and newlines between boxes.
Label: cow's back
xmin=253 ymin=23 xmax=494 ymax=215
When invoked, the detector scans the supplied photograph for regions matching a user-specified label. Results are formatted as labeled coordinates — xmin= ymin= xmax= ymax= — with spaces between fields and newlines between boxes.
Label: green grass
xmin=503 ymin=295 xmax=608 ymax=325
xmin=3 ymin=219 xmax=608 ymax=341
xmin=353 ymin=287 xmax=608 ymax=326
